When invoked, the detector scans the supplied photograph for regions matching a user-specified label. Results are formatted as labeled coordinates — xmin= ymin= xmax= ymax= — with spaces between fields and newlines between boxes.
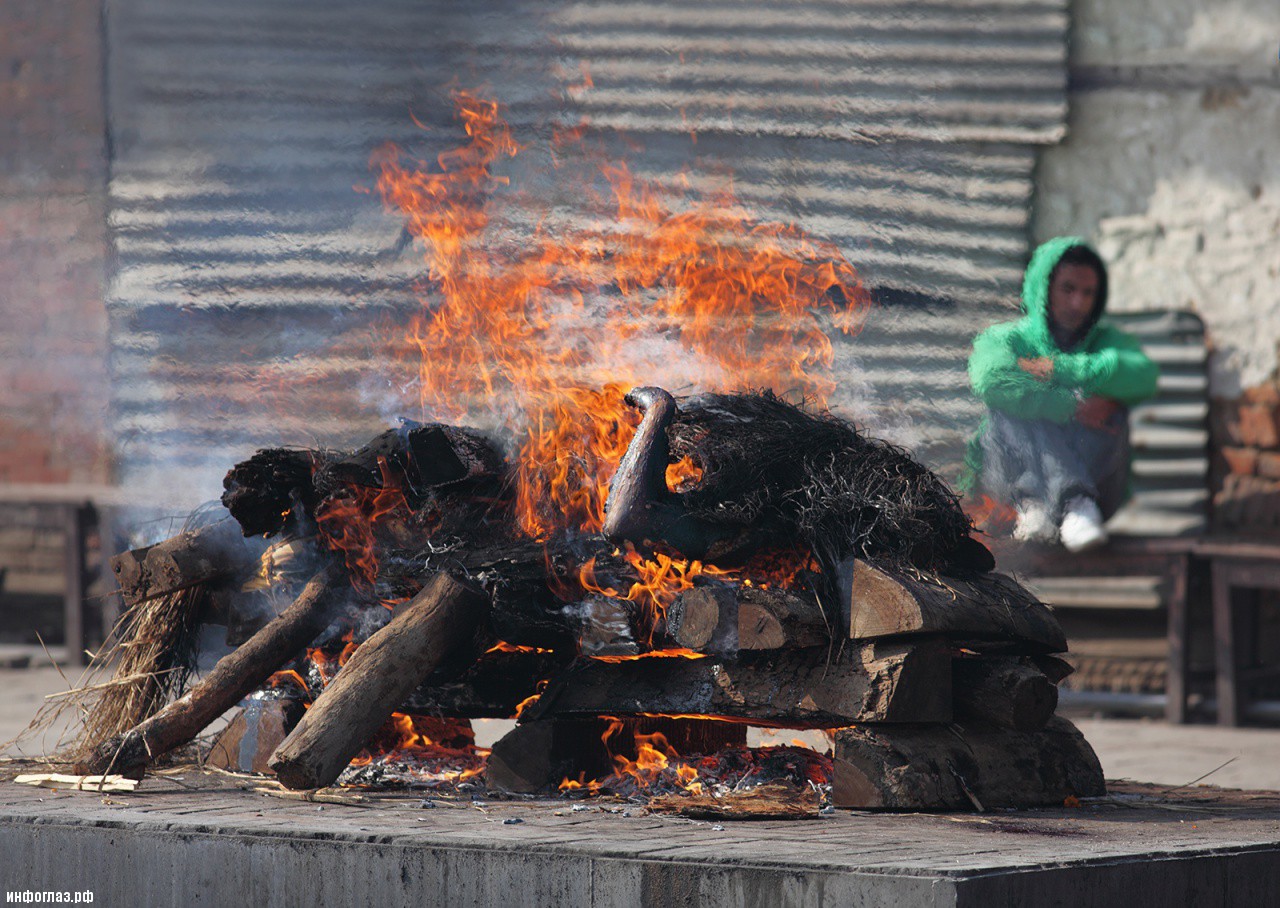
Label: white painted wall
xmin=1035 ymin=0 xmax=1280 ymax=395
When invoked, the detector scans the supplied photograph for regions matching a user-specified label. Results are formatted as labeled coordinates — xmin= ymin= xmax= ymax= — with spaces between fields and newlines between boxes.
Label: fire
xmin=371 ymin=90 xmax=871 ymax=545
xmin=314 ymin=458 xmax=411 ymax=592
xmin=964 ymin=494 xmax=1018 ymax=538
xmin=664 ymin=455 xmax=703 ymax=493
xmin=558 ymin=718 xmax=704 ymax=797
xmin=577 ymin=544 xmax=729 ymax=645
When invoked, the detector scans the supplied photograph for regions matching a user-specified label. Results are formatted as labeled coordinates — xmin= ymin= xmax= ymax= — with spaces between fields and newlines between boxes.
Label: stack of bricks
xmin=1213 ymin=380 xmax=1280 ymax=534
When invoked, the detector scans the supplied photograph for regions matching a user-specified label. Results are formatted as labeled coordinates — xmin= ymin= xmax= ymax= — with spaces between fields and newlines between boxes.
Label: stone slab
xmin=3 ymin=774 xmax=1280 ymax=906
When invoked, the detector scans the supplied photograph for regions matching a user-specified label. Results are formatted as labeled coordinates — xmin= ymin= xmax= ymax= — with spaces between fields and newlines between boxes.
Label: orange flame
xmin=371 ymin=91 xmax=871 ymax=545
xmin=664 ymin=455 xmax=704 ymax=493
xmin=577 ymin=544 xmax=731 ymax=645
xmin=314 ymin=458 xmax=410 ymax=592
xmin=964 ymin=494 xmax=1018 ymax=537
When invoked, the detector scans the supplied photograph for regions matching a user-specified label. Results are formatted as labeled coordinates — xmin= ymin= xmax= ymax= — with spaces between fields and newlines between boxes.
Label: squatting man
xmin=961 ymin=237 xmax=1159 ymax=552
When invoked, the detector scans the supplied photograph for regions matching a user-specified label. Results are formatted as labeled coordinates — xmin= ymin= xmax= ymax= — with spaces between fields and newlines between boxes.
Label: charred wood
xmin=269 ymin=572 xmax=489 ymax=790
xmin=222 ymin=449 xmax=329 ymax=538
xmin=79 ymin=563 xmax=349 ymax=777
xmin=402 ymin=648 xmax=569 ymax=718
xmin=111 ymin=518 xmax=255 ymax=608
xmin=831 ymin=716 xmax=1105 ymax=811
xmin=839 ymin=558 xmax=1066 ymax=654
xmin=205 ymin=697 xmax=304 ymax=775
xmin=312 ymin=424 xmax=507 ymax=504
xmin=523 ymin=640 xmax=951 ymax=728
xmin=485 ymin=716 xmax=746 ymax=794
xmin=601 ymin=387 xmax=738 ymax=559
xmin=952 ymin=657 xmax=1058 ymax=732
xmin=485 ymin=718 xmax=617 ymax=795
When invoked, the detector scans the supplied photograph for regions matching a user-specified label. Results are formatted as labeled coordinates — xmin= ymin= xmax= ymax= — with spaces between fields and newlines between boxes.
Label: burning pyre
xmin=74 ymin=92 xmax=1101 ymax=815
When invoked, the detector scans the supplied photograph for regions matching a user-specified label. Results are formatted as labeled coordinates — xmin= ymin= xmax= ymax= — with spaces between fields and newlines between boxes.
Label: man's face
xmin=1047 ymin=262 xmax=1099 ymax=335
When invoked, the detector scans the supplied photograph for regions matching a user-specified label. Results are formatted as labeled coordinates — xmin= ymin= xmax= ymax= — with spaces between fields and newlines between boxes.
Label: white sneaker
xmin=1059 ymin=496 xmax=1108 ymax=553
xmin=1013 ymin=501 xmax=1056 ymax=543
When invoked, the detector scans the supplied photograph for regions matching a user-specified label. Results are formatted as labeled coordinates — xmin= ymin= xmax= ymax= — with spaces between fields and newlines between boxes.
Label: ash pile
xmin=78 ymin=387 xmax=1103 ymax=813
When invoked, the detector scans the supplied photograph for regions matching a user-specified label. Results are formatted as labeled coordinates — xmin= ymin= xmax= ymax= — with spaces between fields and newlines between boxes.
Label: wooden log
xmin=666 ymin=587 xmax=734 ymax=651
xmin=485 ymin=718 xmax=608 ymax=794
xmin=831 ymin=716 xmax=1105 ymax=811
xmin=668 ymin=586 xmax=830 ymax=654
xmin=206 ymin=697 xmax=304 ymax=774
xmin=401 ymin=648 xmax=569 ymax=718
xmin=953 ymin=657 xmax=1058 ymax=731
xmin=523 ymin=640 xmax=952 ymax=728
xmin=838 ymin=558 xmax=1067 ymax=653
xmin=485 ymin=716 xmax=746 ymax=794
xmin=111 ymin=518 xmax=255 ymax=607
xmin=78 ymin=563 xmax=349 ymax=777
xmin=1033 ymin=654 xmax=1075 ymax=684
xmin=268 ymin=572 xmax=489 ymax=790
xmin=571 ymin=595 xmax=643 ymax=656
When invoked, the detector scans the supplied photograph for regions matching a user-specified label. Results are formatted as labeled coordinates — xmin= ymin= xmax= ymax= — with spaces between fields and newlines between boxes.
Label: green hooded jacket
xmin=958 ymin=236 xmax=1159 ymax=492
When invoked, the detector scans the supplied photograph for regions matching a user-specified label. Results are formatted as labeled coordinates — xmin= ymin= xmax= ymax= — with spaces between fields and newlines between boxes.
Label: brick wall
xmin=0 ymin=0 xmax=111 ymax=485
xmin=1213 ymin=380 xmax=1280 ymax=534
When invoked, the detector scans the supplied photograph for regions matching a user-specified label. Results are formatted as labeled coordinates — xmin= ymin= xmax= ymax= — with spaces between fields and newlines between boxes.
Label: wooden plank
xmin=831 ymin=716 xmax=1105 ymax=810
xmin=839 ymin=559 xmax=1066 ymax=653
xmin=1024 ymin=576 xmax=1164 ymax=610
xmin=1130 ymin=458 xmax=1209 ymax=479
xmin=1131 ymin=401 xmax=1209 ymax=424
xmin=1106 ymin=508 xmax=1206 ymax=537
xmin=524 ymin=640 xmax=952 ymax=727
xmin=1155 ymin=373 xmax=1208 ymax=394
xmin=1139 ymin=344 xmax=1209 ymax=365
xmin=1131 ymin=426 xmax=1209 ymax=449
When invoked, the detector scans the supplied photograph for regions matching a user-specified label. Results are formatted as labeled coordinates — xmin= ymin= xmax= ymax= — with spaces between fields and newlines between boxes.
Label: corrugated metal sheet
xmin=104 ymin=0 xmax=1068 ymax=497
xmin=553 ymin=0 xmax=1069 ymax=143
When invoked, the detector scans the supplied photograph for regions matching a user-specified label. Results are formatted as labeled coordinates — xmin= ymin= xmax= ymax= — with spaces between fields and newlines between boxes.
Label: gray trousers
xmin=978 ymin=409 xmax=1131 ymax=523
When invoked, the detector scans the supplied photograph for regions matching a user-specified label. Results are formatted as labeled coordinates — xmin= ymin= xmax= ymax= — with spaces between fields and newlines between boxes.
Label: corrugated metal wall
xmin=105 ymin=0 xmax=1068 ymax=499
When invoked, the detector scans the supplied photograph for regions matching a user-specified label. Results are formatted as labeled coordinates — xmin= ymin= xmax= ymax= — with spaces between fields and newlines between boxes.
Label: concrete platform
xmin=3 ymin=773 xmax=1280 ymax=907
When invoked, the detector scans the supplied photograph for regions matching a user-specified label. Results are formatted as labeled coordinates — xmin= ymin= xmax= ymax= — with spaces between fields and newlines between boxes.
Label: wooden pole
xmin=269 ymin=572 xmax=489 ymax=790
xmin=78 ymin=563 xmax=349 ymax=777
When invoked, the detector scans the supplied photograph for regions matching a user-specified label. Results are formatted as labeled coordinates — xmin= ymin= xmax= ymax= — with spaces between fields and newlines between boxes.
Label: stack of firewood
xmin=488 ymin=558 xmax=1102 ymax=809
xmin=78 ymin=388 xmax=1104 ymax=811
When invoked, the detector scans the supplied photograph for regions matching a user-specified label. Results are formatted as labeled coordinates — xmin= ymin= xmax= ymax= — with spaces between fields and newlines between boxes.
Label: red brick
xmin=1241 ymin=383 xmax=1280 ymax=406
xmin=1259 ymin=452 xmax=1280 ymax=480
xmin=1222 ymin=446 xmax=1260 ymax=476
xmin=1238 ymin=404 xmax=1280 ymax=448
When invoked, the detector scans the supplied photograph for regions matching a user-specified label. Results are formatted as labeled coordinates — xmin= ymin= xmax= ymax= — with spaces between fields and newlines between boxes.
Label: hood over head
xmin=1021 ymin=236 xmax=1109 ymax=351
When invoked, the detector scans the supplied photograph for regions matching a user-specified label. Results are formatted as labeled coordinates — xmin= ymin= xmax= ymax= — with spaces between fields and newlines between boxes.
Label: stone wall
xmin=0 ymin=0 xmax=111 ymax=485
xmin=1034 ymin=0 xmax=1280 ymax=397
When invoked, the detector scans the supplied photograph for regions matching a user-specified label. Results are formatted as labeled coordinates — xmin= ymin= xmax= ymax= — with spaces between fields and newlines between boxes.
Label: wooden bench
xmin=999 ymin=311 xmax=1210 ymax=722
xmin=0 ymin=484 xmax=131 ymax=666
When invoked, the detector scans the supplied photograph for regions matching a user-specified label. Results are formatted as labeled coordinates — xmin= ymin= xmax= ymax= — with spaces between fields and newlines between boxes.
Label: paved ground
xmin=4 ymin=660 xmax=1280 ymax=790
xmin=4 ymin=773 xmax=1280 ymax=906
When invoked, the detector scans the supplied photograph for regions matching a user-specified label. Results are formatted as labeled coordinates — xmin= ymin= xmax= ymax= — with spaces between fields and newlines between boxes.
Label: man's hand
xmin=1018 ymin=356 xmax=1054 ymax=381
xmin=1076 ymin=395 xmax=1123 ymax=431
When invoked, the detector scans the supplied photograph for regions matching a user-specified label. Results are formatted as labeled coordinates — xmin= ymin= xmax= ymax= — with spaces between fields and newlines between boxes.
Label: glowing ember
xmin=561 ymin=742 xmax=832 ymax=801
